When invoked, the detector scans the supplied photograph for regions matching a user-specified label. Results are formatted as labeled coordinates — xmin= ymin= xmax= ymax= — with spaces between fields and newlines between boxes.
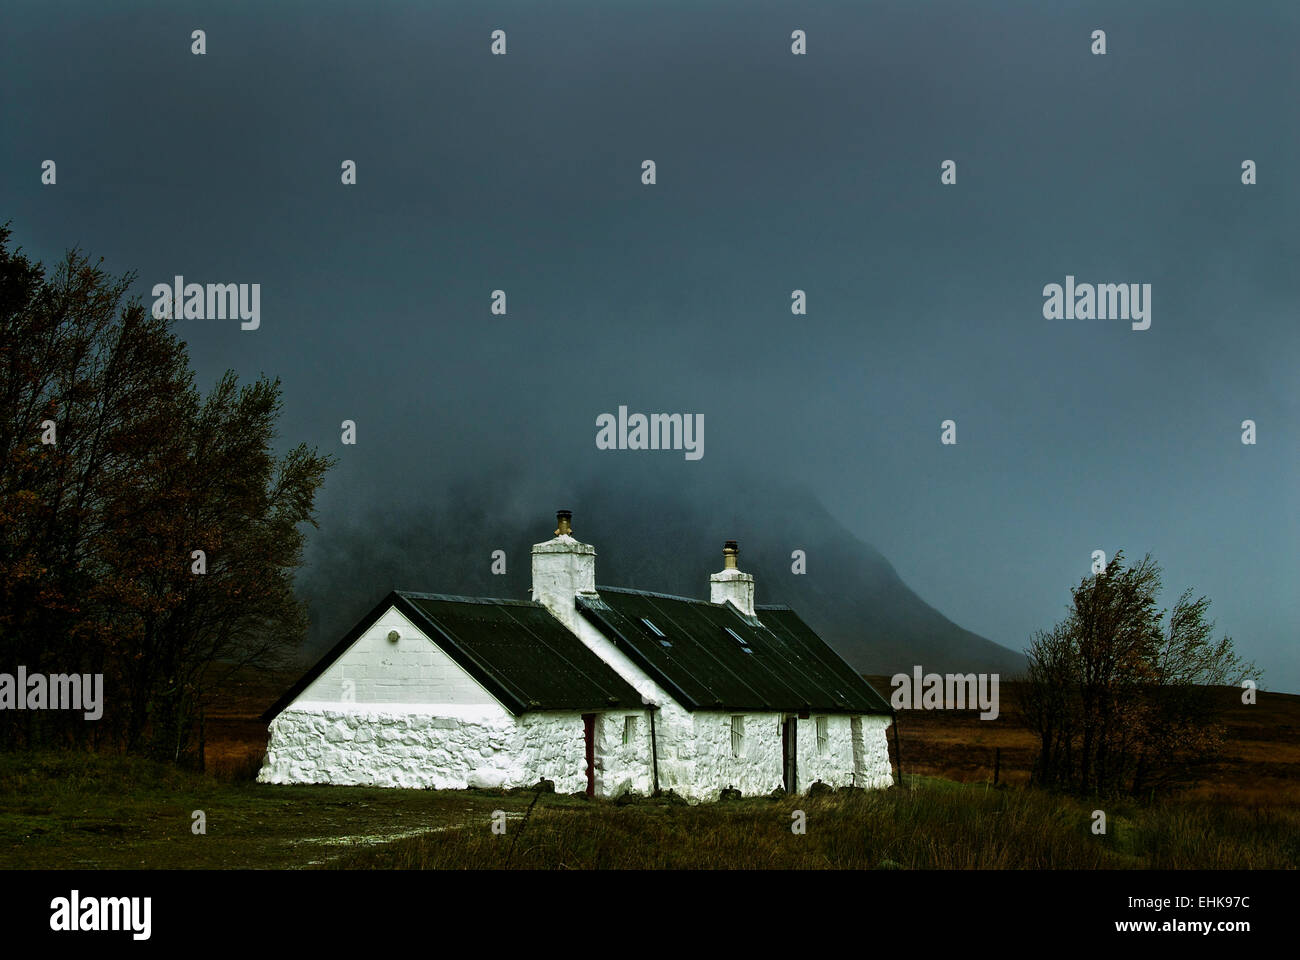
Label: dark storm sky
xmin=4 ymin=1 xmax=1297 ymax=691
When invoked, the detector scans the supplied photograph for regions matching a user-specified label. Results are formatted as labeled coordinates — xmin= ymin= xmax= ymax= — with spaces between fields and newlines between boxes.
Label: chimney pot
xmin=555 ymin=510 xmax=573 ymax=537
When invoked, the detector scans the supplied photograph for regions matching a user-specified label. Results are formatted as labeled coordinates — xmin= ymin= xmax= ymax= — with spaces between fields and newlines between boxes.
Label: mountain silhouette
xmin=296 ymin=468 xmax=1026 ymax=678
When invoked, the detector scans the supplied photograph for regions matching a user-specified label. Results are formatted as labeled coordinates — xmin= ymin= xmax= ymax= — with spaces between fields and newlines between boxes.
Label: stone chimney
xmin=709 ymin=540 xmax=755 ymax=615
xmin=531 ymin=510 xmax=596 ymax=630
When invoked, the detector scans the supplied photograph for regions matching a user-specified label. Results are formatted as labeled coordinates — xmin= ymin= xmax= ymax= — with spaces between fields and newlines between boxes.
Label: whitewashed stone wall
xmin=644 ymin=700 xmax=697 ymax=796
xmin=257 ymin=701 xmax=892 ymax=796
xmin=853 ymin=714 xmax=895 ymax=789
xmin=689 ymin=712 xmax=784 ymax=799
xmin=630 ymin=711 xmax=893 ymax=802
xmin=593 ymin=711 xmax=653 ymax=797
xmin=259 ymin=704 xmax=603 ymax=792
xmin=794 ymin=713 xmax=894 ymax=791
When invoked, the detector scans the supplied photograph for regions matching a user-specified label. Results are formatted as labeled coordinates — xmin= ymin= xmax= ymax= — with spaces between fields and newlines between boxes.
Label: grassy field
xmin=3 ymin=668 xmax=1296 ymax=869
xmin=2 ymin=750 xmax=544 ymax=869
xmin=870 ymin=675 xmax=1300 ymax=805
xmin=323 ymin=778 xmax=1300 ymax=870
xmin=3 ymin=751 xmax=1296 ymax=869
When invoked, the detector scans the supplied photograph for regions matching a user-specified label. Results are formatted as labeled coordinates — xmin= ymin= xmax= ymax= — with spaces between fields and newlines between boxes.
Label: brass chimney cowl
xmin=555 ymin=510 xmax=573 ymax=537
xmin=723 ymin=540 xmax=739 ymax=569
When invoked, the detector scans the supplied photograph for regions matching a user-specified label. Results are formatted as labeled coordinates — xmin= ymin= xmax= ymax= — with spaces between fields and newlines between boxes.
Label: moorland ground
xmin=3 ymin=671 xmax=1296 ymax=869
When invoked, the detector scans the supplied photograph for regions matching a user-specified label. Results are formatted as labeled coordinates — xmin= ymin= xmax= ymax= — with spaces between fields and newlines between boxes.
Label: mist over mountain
xmin=6 ymin=0 xmax=1295 ymax=693
xmin=295 ymin=464 xmax=1027 ymax=678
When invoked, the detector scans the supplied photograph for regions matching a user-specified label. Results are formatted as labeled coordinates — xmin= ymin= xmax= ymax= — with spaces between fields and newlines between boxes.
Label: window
xmin=724 ymin=627 xmax=752 ymax=654
xmin=816 ymin=716 xmax=829 ymax=755
xmin=642 ymin=618 xmax=672 ymax=647
xmin=623 ymin=715 xmax=638 ymax=746
xmin=730 ymin=715 xmax=745 ymax=757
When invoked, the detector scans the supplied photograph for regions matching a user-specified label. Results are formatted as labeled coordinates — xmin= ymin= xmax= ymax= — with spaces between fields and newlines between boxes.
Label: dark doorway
xmin=782 ymin=716 xmax=797 ymax=793
xmin=582 ymin=713 xmax=596 ymax=797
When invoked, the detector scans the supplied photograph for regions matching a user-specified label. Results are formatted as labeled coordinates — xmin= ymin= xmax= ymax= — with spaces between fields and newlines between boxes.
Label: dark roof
xmin=754 ymin=604 xmax=893 ymax=714
xmin=577 ymin=587 xmax=892 ymax=715
xmin=262 ymin=591 xmax=645 ymax=721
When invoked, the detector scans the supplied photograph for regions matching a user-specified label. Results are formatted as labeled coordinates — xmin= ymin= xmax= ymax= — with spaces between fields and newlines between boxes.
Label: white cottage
xmin=258 ymin=511 xmax=894 ymax=800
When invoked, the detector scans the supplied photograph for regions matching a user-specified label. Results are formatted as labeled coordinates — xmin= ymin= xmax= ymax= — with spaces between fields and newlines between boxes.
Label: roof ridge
xmin=393 ymin=586 xmax=800 ymax=613
xmin=394 ymin=590 xmax=538 ymax=607
xmin=594 ymin=584 xmax=713 ymax=605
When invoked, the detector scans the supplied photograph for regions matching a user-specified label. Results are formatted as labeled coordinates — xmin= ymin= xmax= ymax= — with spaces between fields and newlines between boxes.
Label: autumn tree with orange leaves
xmin=0 ymin=225 xmax=333 ymax=764
xmin=1018 ymin=550 xmax=1257 ymax=797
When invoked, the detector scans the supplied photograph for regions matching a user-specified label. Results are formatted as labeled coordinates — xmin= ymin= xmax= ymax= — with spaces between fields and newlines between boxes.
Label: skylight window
xmin=724 ymin=627 xmax=753 ymax=653
xmin=641 ymin=617 xmax=666 ymax=637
